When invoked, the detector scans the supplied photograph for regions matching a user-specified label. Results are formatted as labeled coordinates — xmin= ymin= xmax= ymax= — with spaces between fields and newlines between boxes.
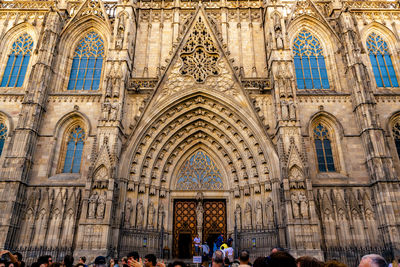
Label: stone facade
xmin=0 ymin=0 xmax=399 ymax=265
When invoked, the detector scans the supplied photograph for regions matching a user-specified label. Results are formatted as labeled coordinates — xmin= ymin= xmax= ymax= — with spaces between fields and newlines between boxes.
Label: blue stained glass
xmin=63 ymin=126 xmax=85 ymax=173
xmin=367 ymin=33 xmax=398 ymax=87
xmin=0 ymin=34 xmax=33 ymax=87
xmin=292 ymin=30 xmax=330 ymax=89
xmin=0 ymin=122 xmax=7 ymax=156
xmin=68 ymin=32 xmax=104 ymax=91
xmin=314 ymin=123 xmax=335 ymax=172
xmin=176 ymin=151 xmax=224 ymax=190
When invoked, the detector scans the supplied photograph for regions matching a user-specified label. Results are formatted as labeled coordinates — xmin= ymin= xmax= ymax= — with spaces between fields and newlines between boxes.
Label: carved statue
xmin=148 ymin=202 xmax=155 ymax=228
xmin=299 ymin=192 xmax=309 ymax=218
xmin=111 ymin=102 xmax=119 ymax=121
xmin=102 ymin=101 xmax=111 ymax=120
xmin=88 ymin=191 xmax=98 ymax=219
xmin=265 ymin=197 xmax=274 ymax=222
xmin=125 ymin=198 xmax=133 ymax=225
xmin=235 ymin=204 xmax=241 ymax=229
xmin=289 ymin=101 xmax=296 ymax=120
xmin=116 ymin=14 xmax=126 ymax=49
xmin=105 ymin=76 xmax=113 ymax=98
xmin=273 ymin=13 xmax=284 ymax=49
xmin=256 ymin=200 xmax=263 ymax=226
xmin=96 ymin=192 xmax=106 ymax=219
xmin=158 ymin=204 xmax=165 ymax=229
xmin=136 ymin=200 xmax=144 ymax=228
xmin=196 ymin=202 xmax=204 ymax=227
xmin=245 ymin=203 xmax=252 ymax=228
xmin=291 ymin=192 xmax=300 ymax=219
xmin=281 ymin=100 xmax=289 ymax=120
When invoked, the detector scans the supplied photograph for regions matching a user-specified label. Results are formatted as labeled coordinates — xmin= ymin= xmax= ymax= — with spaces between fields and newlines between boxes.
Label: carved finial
xmin=74 ymin=105 xmax=79 ymax=111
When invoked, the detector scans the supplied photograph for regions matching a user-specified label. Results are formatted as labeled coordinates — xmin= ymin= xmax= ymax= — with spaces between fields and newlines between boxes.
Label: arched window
xmin=392 ymin=122 xmax=400 ymax=160
xmin=0 ymin=122 xmax=7 ymax=156
xmin=67 ymin=32 xmax=104 ymax=91
xmin=313 ymin=123 xmax=335 ymax=172
xmin=0 ymin=33 xmax=33 ymax=87
xmin=63 ymin=126 xmax=85 ymax=173
xmin=293 ymin=30 xmax=330 ymax=89
xmin=366 ymin=33 xmax=398 ymax=88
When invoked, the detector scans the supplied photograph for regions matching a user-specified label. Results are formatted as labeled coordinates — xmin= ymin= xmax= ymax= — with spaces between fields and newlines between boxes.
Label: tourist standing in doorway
xmin=194 ymin=235 xmax=201 ymax=256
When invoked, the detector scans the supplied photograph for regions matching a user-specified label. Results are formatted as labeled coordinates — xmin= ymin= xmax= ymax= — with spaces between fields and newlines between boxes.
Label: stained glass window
xmin=0 ymin=122 xmax=7 ymax=156
xmin=1 ymin=34 xmax=33 ymax=87
xmin=176 ymin=151 xmax=223 ymax=190
xmin=293 ymin=30 xmax=330 ymax=89
xmin=314 ymin=123 xmax=335 ymax=172
xmin=366 ymin=33 xmax=398 ymax=88
xmin=63 ymin=126 xmax=85 ymax=173
xmin=393 ymin=122 xmax=400 ymax=160
xmin=67 ymin=32 xmax=104 ymax=91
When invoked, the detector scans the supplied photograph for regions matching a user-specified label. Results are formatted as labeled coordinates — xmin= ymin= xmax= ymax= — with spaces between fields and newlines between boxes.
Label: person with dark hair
xmin=127 ymin=252 xmax=139 ymax=262
xmin=78 ymin=257 xmax=87 ymax=267
xmin=50 ymin=262 xmax=61 ymax=267
xmin=63 ymin=255 xmax=74 ymax=267
xmin=253 ymin=257 xmax=268 ymax=267
xmin=359 ymin=254 xmax=387 ymax=267
xmin=37 ymin=256 xmax=50 ymax=267
xmin=94 ymin=256 xmax=106 ymax=267
xmin=144 ymin=254 xmax=156 ymax=267
xmin=0 ymin=259 xmax=6 ymax=267
xmin=324 ymin=260 xmax=348 ymax=267
xmin=75 ymin=264 xmax=85 ymax=267
xmin=296 ymin=256 xmax=324 ymax=267
xmin=239 ymin=250 xmax=250 ymax=267
xmin=265 ymin=251 xmax=296 ymax=267
xmin=270 ymin=247 xmax=284 ymax=254
xmin=171 ymin=261 xmax=187 ymax=267
xmin=0 ymin=250 xmax=20 ymax=267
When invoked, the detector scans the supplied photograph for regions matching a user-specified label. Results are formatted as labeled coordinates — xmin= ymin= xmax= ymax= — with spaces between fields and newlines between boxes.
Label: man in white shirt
xmin=194 ymin=234 xmax=201 ymax=256
xmin=223 ymin=244 xmax=234 ymax=263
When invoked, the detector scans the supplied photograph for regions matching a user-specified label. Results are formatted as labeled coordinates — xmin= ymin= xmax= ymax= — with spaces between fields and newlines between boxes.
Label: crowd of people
xmin=0 ymin=247 xmax=398 ymax=267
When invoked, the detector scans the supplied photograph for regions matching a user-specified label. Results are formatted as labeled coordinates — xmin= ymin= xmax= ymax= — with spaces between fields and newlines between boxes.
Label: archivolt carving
xmin=128 ymin=95 xmax=271 ymax=189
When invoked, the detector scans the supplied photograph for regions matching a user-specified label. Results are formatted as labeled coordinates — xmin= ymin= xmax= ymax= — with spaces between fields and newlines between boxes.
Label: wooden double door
xmin=173 ymin=199 xmax=226 ymax=258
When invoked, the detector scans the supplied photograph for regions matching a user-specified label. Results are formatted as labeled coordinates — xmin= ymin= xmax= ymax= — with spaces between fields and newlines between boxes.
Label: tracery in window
xmin=176 ymin=150 xmax=223 ymax=190
xmin=180 ymin=17 xmax=220 ymax=83
xmin=0 ymin=33 xmax=33 ymax=87
xmin=293 ymin=30 xmax=330 ymax=89
xmin=313 ymin=123 xmax=335 ymax=172
xmin=366 ymin=33 xmax=398 ymax=88
xmin=67 ymin=31 xmax=104 ymax=91
xmin=63 ymin=126 xmax=85 ymax=173
xmin=0 ymin=122 xmax=7 ymax=156
xmin=392 ymin=122 xmax=400 ymax=160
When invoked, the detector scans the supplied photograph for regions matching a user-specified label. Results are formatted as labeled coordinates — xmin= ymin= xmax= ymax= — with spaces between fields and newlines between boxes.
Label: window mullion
xmin=73 ymin=57 xmax=82 ymax=90
xmin=70 ymin=140 xmax=77 ymax=173
xmin=15 ymin=55 xmax=24 ymax=87
xmin=300 ymin=56 xmax=306 ymax=89
xmin=376 ymin=54 xmax=385 ymax=87
xmin=308 ymin=56 xmax=314 ymax=88
xmin=316 ymin=55 xmax=323 ymax=88
xmin=90 ymin=57 xmax=97 ymax=90
xmin=7 ymin=54 xmax=18 ymax=87
xmin=321 ymin=137 xmax=328 ymax=172
xmin=382 ymin=54 xmax=393 ymax=87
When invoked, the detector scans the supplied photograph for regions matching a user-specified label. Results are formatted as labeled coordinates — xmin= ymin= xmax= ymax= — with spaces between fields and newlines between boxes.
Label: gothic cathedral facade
xmin=0 ymin=0 xmax=399 ymax=264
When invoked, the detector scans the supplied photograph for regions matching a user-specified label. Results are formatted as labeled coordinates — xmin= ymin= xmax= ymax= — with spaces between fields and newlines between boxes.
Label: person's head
xmin=359 ymin=254 xmax=387 ymax=267
xmin=212 ymin=250 xmax=224 ymax=267
xmin=94 ymin=256 xmax=106 ymax=267
xmin=270 ymin=247 xmax=284 ymax=254
xmin=38 ymin=256 xmax=50 ymax=267
xmin=239 ymin=250 xmax=250 ymax=264
xmin=63 ymin=255 xmax=74 ymax=267
xmin=14 ymin=253 xmax=23 ymax=262
xmin=296 ymin=256 xmax=323 ymax=267
xmin=79 ymin=257 xmax=86 ymax=264
xmin=121 ymin=257 xmax=128 ymax=265
xmin=127 ymin=252 xmax=139 ymax=262
xmin=172 ymin=261 xmax=187 ymax=267
xmin=49 ymin=263 xmax=61 ymax=267
xmin=144 ymin=254 xmax=157 ymax=267
xmin=7 ymin=262 xmax=15 ymax=267
xmin=324 ymin=260 xmax=348 ymax=267
xmin=75 ymin=264 xmax=85 ymax=267
xmin=253 ymin=257 xmax=268 ymax=267
xmin=224 ymin=257 xmax=230 ymax=266
xmin=265 ymin=251 xmax=296 ymax=267
xmin=0 ymin=260 xmax=6 ymax=267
